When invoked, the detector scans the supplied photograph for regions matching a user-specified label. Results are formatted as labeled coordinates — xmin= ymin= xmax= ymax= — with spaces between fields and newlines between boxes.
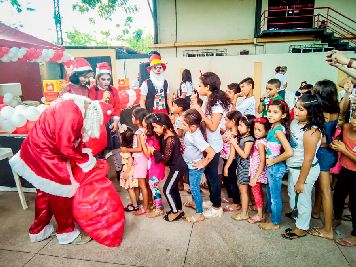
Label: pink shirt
xmin=146 ymin=135 xmax=165 ymax=180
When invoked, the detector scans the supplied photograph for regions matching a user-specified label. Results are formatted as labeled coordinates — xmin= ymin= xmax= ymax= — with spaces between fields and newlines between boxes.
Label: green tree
xmin=65 ymin=29 xmax=98 ymax=46
xmin=0 ymin=0 xmax=35 ymax=12
xmin=124 ymin=29 xmax=153 ymax=53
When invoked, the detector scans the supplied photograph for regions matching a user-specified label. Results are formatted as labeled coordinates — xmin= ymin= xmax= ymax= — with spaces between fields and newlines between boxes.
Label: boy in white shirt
xmin=236 ymin=77 xmax=256 ymax=116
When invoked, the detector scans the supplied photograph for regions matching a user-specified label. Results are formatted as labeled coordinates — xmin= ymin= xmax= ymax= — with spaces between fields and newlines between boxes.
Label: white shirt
xmin=140 ymin=80 xmax=171 ymax=96
xmin=287 ymin=120 xmax=321 ymax=167
xmin=275 ymin=73 xmax=287 ymax=91
xmin=202 ymin=100 xmax=224 ymax=153
xmin=236 ymin=96 xmax=256 ymax=116
xmin=179 ymin=81 xmax=193 ymax=97
xmin=183 ymin=129 xmax=210 ymax=169
xmin=140 ymin=80 xmax=171 ymax=110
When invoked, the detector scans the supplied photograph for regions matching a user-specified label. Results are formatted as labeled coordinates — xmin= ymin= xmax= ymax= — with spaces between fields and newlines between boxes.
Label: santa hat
xmin=96 ymin=62 xmax=111 ymax=76
xmin=146 ymin=58 xmax=167 ymax=73
xmin=73 ymin=58 xmax=92 ymax=72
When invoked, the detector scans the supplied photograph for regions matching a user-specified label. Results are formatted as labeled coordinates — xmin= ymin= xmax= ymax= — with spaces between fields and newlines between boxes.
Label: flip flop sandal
xmin=231 ymin=213 xmax=249 ymax=221
xmin=285 ymin=212 xmax=296 ymax=221
xmin=133 ymin=209 xmax=148 ymax=216
xmin=124 ymin=204 xmax=139 ymax=212
xmin=221 ymin=197 xmax=232 ymax=204
xmin=71 ymin=234 xmax=92 ymax=245
xmin=248 ymin=215 xmax=265 ymax=224
xmin=341 ymin=214 xmax=352 ymax=221
xmin=183 ymin=201 xmax=196 ymax=210
xmin=282 ymin=231 xmax=306 ymax=240
xmin=164 ymin=211 xmax=185 ymax=222
xmin=223 ymin=204 xmax=241 ymax=212
xmin=185 ymin=215 xmax=205 ymax=224
xmin=336 ymin=238 xmax=356 ymax=247
xmin=307 ymin=227 xmax=334 ymax=240
xmin=311 ymin=214 xmax=321 ymax=219
xmin=147 ymin=209 xmax=164 ymax=218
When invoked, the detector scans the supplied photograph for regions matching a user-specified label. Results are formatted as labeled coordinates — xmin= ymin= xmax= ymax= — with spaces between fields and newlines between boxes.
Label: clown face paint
xmin=153 ymin=64 xmax=163 ymax=75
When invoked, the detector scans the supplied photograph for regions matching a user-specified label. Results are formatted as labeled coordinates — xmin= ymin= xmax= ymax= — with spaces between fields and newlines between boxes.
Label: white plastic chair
xmin=0 ymin=148 xmax=28 ymax=209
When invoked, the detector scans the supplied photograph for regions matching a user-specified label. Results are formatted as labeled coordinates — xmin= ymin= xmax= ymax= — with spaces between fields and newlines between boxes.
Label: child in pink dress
xmin=248 ymin=117 xmax=270 ymax=224
xmin=143 ymin=113 xmax=166 ymax=218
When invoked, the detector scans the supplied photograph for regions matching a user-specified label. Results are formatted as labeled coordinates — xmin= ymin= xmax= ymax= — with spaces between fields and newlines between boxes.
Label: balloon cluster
xmin=117 ymin=88 xmax=141 ymax=112
xmin=0 ymin=47 xmax=72 ymax=63
xmin=0 ymin=101 xmax=47 ymax=134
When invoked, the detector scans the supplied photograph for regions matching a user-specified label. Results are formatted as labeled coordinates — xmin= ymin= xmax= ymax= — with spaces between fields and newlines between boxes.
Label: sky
xmin=0 ymin=0 xmax=154 ymax=44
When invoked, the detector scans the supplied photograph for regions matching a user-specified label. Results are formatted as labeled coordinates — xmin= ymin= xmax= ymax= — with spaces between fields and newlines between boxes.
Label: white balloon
xmin=40 ymin=96 xmax=46 ymax=103
xmin=0 ymin=106 xmax=15 ymax=119
xmin=25 ymin=106 xmax=40 ymax=121
xmin=3 ymin=93 xmax=13 ymax=104
xmin=14 ymin=105 xmax=27 ymax=115
xmin=1 ymin=119 xmax=16 ymax=133
xmin=36 ymin=104 xmax=47 ymax=113
xmin=10 ymin=113 xmax=27 ymax=127
xmin=10 ymin=99 xmax=19 ymax=107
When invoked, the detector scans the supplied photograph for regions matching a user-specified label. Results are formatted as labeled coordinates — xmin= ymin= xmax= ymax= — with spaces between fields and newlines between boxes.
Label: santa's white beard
xmin=82 ymin=102 xmax=102 ymax=142
xmin=150 ymin=70 xmax=165 ymax=89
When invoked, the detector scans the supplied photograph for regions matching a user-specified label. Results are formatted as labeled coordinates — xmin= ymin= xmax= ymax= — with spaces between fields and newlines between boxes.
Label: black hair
xmin=313 ymin=80 xmax=340 ymax=114
xmin=240 ymin=114 xmax=256 ymax=137
xmin=226 ymin=110 xmax=242 ymax=126
xmin=267 ymin=78 xmax=281 ymax=88
xmin=120 ymin=126 xmax=135 ymax=148
xmin=254 ymin=117 xmax=271 ymax=133
xmin=268 ymin=99 xmax=291 ymax=140
xmin=181 ymin=69 xmax=192 ymax=83
xmin=200 ymin=72 xmax=230 ymax=115
xmin=298 ymin=94 xmax=325 ymax=135
xmin=173 ymin=98 xmax=186 ymax=110
xmin=301 ymin=84 xmax=313 ymax=92
xmin=149 ymin=51 xmax=161 ymax=56
xmin=183 ymin=109 xmax=207 ymax=141
xmin=143 ymin=113 xmax=157 ymax=138
xmin=275 ymin=66 xmax=281 ymax=73
xmin=151 ymin=113 xmax=177 ymax=136
xmin=132 ymin=107 xmax=149 ymax=126
xmin=227 ymin=83 xmax=241 ymax=94
xmin=69 ymin=70 xmax=93 ymax=85
xmin=197 ymin=98 xmax=203 ymax=107
xmin=239 ymin=77 xmax=255 ymax=89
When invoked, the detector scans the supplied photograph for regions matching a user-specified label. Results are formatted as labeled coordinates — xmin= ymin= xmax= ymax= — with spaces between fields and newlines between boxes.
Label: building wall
xmin=157 ymin=0 xmax=256 ymax=44
xmin=117 ymin=51 xmax=356 ymax=108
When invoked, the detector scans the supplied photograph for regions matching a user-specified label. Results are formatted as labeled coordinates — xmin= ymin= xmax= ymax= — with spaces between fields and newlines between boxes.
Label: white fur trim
xmin=96 ymin=68 xmax=111 ymax=75
xmin=59 ymin=93 xmax=91 ymax=119
xmin=74 ymin=66 xmax=92 ymax=72
xmin=9 ymin=152 xmax=79 ymax=198
xmin=91 ymin=101 xmax=104 ymax=124
xmin=57 ymin=228 xmax=80 ymax=244
xmin=29 ymin=224 xmax=54 ymax=242
xmin=77 ymin=148 xmax=96 ymax=173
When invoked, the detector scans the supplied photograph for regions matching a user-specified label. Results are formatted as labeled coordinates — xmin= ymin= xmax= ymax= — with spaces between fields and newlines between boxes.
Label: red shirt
xmin=88 ymin=85 xmax=121 ymax=118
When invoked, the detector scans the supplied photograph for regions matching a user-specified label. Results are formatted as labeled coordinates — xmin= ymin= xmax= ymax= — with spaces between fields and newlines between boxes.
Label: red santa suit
xmin=9 ymin=95 xmax=111 ymax=244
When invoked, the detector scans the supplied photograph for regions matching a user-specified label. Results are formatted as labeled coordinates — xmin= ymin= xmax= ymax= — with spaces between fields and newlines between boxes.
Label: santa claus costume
xmin=9 ymin=94 xmax=112 ymax=245
xmin=88 ymin=62 xmax=122 ymax=179
xmin=139 ymin=55 xmax=171 ymax=114
xmin=59 ymin=58 xmax=93 ymax=97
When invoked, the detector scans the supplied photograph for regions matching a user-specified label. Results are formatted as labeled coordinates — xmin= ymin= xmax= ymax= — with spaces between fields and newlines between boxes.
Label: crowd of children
xmin=117 ymin=70 xmax=355 ymax=247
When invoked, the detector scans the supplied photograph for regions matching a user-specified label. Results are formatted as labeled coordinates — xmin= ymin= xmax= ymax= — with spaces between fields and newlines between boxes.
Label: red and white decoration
xmin=0 ymin=93 xmax=47 ymax=134
xmin=0 ymin=46 xmax=72 ymax=63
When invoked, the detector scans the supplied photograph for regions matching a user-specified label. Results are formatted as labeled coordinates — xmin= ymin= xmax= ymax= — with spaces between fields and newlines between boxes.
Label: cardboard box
xmin=42 ymin=80 xmax=66 ymax=104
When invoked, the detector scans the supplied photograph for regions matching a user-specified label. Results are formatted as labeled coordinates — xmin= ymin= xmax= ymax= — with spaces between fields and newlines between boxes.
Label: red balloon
xmin=26 ymin=120 xmax=36 ymax=132
xmin=118 ymin=90 xmax=129 ymax=110
xmin=13 ymin=124 xmax=29 ymax=134
xmin=0 ymin=103 xmax=8 ymax=110
xmin=0 ymin=96 xmax=3 ymax=104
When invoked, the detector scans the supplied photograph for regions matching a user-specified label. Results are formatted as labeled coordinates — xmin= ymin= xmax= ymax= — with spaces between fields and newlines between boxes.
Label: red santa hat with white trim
xmin=72 ymin=58 xmax=92 ymax=72
xmin=96 ymin=62 xmax=111 ymax=76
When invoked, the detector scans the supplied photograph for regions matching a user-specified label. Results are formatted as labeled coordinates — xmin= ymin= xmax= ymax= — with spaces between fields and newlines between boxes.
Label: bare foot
xmin=259 ymin=222 xmax=280 ymax=230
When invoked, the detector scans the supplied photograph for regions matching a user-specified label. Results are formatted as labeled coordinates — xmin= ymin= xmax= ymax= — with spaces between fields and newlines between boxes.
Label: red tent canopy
xmin=0 ymin=22 xmax=62 ymax=50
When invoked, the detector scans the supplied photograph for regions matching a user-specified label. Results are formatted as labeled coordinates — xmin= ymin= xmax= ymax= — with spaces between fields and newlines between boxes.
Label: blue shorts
xmin=316 ymin=147 xmax=337 ymax=172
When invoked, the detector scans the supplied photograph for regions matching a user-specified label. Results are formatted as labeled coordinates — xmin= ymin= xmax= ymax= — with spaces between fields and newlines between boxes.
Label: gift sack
xmin=72 ymin=159 xmax=125 ymax=247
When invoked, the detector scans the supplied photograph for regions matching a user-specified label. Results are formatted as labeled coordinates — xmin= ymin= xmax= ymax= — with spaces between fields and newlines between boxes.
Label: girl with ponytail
xmin=181 ymin=109 xmax=215 ymax=223
xmin=190 ymin=71 xmax=230 ymax=219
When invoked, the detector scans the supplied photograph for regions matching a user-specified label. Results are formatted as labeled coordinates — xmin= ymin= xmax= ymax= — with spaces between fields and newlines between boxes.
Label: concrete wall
xmin=157 ymin=0 xmax=256 ymax=44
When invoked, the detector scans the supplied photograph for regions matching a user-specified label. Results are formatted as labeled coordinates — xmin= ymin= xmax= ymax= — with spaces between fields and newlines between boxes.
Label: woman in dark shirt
xmin=148 ymin=113 xmax=187 ymax=222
